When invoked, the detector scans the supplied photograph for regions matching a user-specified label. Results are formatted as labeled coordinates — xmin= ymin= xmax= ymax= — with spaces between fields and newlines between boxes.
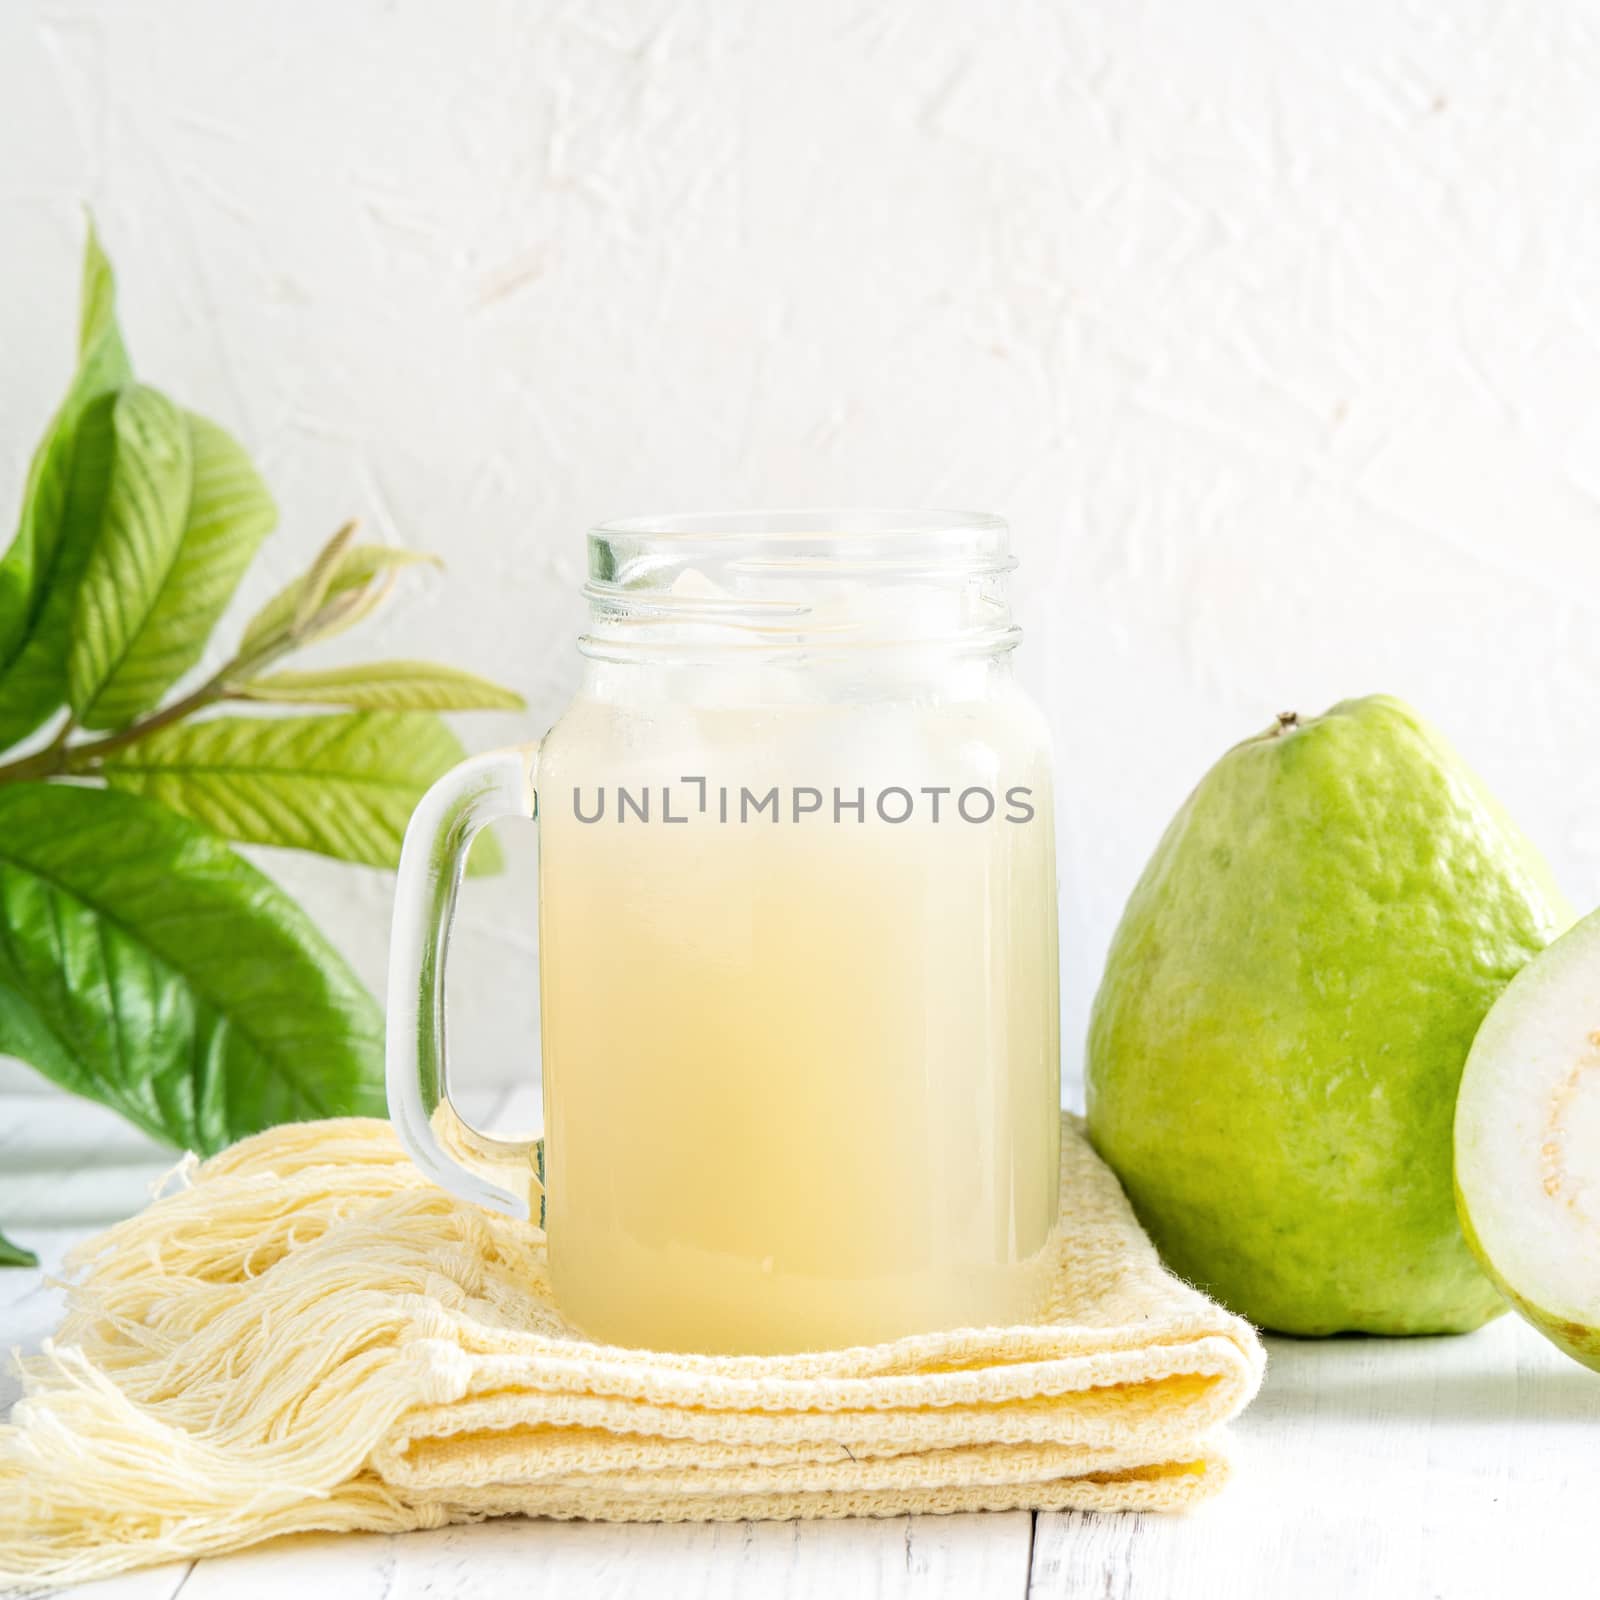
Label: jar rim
xmin=590 ymin=508 xmax=1008 ymax=543
xmin=589 ymin=509 xmax=1016 ymax=585
xmin=581 ymin=509 xmax=1019 ymax=663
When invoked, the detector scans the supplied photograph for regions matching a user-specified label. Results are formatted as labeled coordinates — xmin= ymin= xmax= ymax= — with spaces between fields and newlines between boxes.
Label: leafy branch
xmin=0 ymin=222 xmax=524 ymax=1263
xmin=0 ymin=520 xmax=519 ymax=788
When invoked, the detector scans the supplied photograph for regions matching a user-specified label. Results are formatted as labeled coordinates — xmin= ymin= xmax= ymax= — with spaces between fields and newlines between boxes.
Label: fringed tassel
xmin=0 ymin=1119 xmax=466 ymax=1586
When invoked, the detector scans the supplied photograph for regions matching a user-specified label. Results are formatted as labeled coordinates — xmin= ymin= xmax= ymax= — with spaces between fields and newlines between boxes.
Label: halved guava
xmin=1456 ymin=905 xmax=1600 ymax=1372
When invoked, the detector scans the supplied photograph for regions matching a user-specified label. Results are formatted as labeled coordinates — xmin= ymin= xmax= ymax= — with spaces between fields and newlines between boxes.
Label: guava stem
xmin=1275 ymin=710 xmax=1300 ymax=734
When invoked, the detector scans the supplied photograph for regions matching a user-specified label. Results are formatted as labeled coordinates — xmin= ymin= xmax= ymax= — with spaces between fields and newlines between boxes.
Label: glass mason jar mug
xmin=387 ymin=511 xmax=1061 ymax=1355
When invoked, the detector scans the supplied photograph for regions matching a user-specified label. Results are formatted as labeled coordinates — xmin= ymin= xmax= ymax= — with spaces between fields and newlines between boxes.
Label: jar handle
xmin=385 ymin=743 xmax=540 ymax=1219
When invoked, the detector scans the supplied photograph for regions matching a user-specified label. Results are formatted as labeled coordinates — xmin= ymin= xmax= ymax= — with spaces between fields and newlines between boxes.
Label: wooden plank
xmin=0 ymin=1226 xmax=98 ymax=1417
xmin=23 ymin=1567 xmax=194 ymax=1600
xmin=1029 ymin=1318 xmax=1600 ymax=1599
xmin=173 ymin=1513 xmax=1034 ymax=1599
xmin=0 ymin=1092 xmax=161 ymax=1457
xmin=0 ymin=1092 xmax=173 ymax=1236
xmin=170 ymin=1536 xmax=397 ymax=1600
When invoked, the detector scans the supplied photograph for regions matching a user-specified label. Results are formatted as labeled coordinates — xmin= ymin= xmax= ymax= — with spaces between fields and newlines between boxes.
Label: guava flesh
xmin=1086 ymin=695 xmax=1570 ymax=1335
xmin=1456 ymin=906 xmax=1600 ymax=1371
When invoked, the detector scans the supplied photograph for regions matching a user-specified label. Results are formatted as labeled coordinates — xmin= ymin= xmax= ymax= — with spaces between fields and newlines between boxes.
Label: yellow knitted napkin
xmin=0 ymin=1112 xmax=1264 ymax=1586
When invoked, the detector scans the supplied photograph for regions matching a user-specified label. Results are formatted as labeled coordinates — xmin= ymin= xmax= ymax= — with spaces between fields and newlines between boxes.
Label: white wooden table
xmin=4 ymin=1085 xmax=1596 ymax=1599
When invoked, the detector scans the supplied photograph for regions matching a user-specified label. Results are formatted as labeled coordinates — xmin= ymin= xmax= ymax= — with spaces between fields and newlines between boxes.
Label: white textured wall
xmin=5 ymin=0 xmax=1600 ymax=1107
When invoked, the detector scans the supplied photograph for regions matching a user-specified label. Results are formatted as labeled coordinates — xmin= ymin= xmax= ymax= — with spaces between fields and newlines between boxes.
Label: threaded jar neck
xmin=581 ymin=510 xmax=1020 ymax=664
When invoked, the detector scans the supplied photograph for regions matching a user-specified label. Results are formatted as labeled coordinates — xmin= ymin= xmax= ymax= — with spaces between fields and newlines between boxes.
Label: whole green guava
xmin=1085 ymin=695 xmax=1570 ymax=1335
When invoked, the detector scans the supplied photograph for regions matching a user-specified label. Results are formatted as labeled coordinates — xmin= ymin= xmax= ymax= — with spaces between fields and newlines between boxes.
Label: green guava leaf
xmin=66 ymin=394 xmax=276 ymax=731
xmin=0 ymin=782 xmax=384 ymax=1153
xmin=0 ymin=223 xmax=133 ymax=751
xmin=99 ymin=710 xmax=505 ymax=874
xmin=239 ymin=545 xmax=439 ymax=657
xmin=88 ymin=412 xmax=276 ymax=731
xmin=0 ymin=1229 xmax=38 ymax=1269
xmin=234 ymin=661 xmax=524 ymax=712
xmin=66 ymin=385 xmax=193 ymax=729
